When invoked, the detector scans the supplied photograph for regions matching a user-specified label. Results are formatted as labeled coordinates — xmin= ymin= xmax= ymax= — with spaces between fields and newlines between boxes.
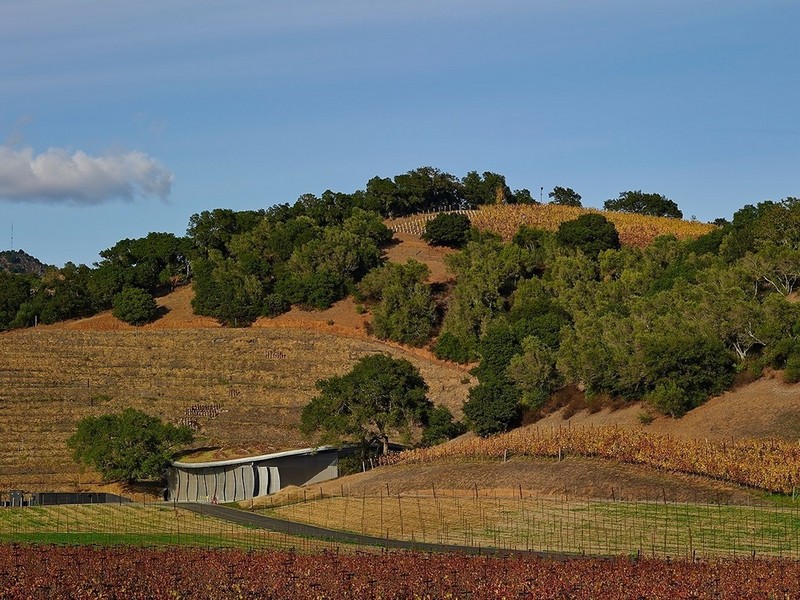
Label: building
xmin=167 ymin=446 xmax=339 ymax=503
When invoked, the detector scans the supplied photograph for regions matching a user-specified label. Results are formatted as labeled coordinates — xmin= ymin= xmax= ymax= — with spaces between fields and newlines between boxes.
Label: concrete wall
xmin=168 ymin=449 xmax=338 ymax=503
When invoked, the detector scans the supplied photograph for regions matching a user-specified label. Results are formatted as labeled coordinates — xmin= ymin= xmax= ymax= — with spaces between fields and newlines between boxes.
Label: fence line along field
xmin=0 ymin=327 xmax=472 ymax=491
xmin=387 ymin=205 xmax=715 ymax=247
xmin=0 ymin=503 xmax=338 ymax=551
xmin=265 ymin=486 xmax=800 ymax=559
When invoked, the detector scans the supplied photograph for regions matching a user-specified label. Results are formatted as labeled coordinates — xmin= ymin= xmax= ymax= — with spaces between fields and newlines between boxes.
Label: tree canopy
xmin=112 ymin=288 xmax=158 ymax=325
xmin=300 ymin=354 xmax=432 ymax=454
xmin=68 ymin=408 xmax=193 ymax=483
xmin=548 ymin=186 xmax=582 ymax=207
xmin=604 ymin=190 xmax=683 ymax=219
xmin=422 ymin=213 xmax=472 ymax=248
xmin=555 ymin=213 xmax=621 ymax=257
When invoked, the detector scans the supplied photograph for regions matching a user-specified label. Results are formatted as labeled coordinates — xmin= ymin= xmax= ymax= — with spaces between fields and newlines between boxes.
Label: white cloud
xmin=0 ymin=146 xmax=173 ymax=204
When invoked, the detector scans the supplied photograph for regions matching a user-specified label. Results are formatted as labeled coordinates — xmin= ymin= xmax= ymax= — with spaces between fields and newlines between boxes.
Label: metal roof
xmin=171 ymin=445 xmax=337 ymax=470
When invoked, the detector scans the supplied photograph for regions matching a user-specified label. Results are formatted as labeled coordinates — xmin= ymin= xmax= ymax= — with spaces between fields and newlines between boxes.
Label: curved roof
xmin=171 ymin=446 xmax=337 ymax=470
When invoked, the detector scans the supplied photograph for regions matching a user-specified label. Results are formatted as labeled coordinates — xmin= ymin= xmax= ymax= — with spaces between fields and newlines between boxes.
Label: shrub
xmin=555 ymin=213 xmax=621 ymax=257
xmin=112 ymin=288 xmax=158 ymax=325
xmin=420 ymin=406 xmax=466 ymax=447
xmin=785 ymin=353 xmax=800 ymax=384
xmin=422 ymin=213 xmax=471 ymax=248
xmin=462 ymin=381 xmax=521 ymax=437
xmin=434 ymin=332 xmax=473 ymax=363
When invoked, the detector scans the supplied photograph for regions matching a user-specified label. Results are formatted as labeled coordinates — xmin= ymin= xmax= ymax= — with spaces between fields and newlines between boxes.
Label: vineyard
xmin=387 ymin=205 xmax=715 ymax=247
xmin=0 ymin=327 xmax=471 ymax=491
xmin=0 ymin=503 xmax=339 ymax=552
xmin=3 ymin=544 xmax=800 ymax=599
xmin=265 ymin=487 xmax=800 ymax=558
xmin=379 ymin=425 xmax=800 ymax=495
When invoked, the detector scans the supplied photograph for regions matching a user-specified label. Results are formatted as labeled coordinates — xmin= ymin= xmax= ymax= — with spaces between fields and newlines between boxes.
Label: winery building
xmin=167 ymin=446 xmax=338 ymax=503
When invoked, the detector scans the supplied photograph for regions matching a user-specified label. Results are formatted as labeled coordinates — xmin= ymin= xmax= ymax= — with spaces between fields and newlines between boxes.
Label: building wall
xmin=168 ymin=449 xmax=338 ymax=503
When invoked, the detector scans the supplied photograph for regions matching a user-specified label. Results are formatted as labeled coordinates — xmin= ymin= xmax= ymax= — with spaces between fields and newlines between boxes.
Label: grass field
xmin=0 ymin=327 xmax=472 ymax=491
xmin=0 ymin=503 xmax=339 ymax=552
xmin=265 ymin=489 xmax=800 ymax=558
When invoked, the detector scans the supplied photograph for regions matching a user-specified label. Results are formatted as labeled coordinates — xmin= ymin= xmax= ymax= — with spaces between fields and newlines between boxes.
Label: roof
xmin=171 ymin=446 xmax=337 ymax=470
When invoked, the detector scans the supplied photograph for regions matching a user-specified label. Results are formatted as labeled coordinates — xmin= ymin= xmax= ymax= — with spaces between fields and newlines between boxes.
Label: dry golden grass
xmin=266 ymin=490 xmax=800 ymax=557
xmin=0 ymin=326 xmax=473 ymax=492
xmin=387 ymin=205 xmax=715 ymax=248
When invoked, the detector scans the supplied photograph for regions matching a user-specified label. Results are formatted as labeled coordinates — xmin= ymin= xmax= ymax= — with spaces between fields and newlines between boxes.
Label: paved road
xmin=175 ymin=502 xmax=575 ymax=558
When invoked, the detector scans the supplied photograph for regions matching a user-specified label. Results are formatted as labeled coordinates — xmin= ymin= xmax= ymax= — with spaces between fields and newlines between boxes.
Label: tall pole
xmin=540 ymin=187 xmax=543 ymax=204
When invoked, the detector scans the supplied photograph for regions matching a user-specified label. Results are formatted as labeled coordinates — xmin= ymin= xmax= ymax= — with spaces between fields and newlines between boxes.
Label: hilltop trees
xmin=604 ymin=190 xmax=683 ymax=219
xmin=548 ymin=186 xmax=582 ymax=207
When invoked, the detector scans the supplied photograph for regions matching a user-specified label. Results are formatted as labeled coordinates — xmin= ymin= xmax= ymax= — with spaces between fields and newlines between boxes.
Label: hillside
xmin=5 ymin=280 xmax=799 ymax=495
xmin=260 ymin=455 xmax=763 ymax=506
xmin=0 ymin=282 xmax=474 ymax=491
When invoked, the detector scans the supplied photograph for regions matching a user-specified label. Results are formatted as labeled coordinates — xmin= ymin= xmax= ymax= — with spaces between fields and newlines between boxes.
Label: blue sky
xmin=1 ymin=0 xmax=798 ymax=266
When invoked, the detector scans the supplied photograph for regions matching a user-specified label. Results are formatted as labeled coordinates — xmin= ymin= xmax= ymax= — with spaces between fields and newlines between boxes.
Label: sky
xmin=1 ymin=0 xmax=798 ymax=267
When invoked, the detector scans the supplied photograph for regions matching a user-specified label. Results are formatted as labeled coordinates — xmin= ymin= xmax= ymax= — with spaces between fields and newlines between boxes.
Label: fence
xmin=0 ymin=498 xmax=347 ymax=554
xmin=265 ymin=486 xmax=800 ymax=559
xmin=4 ymin=487 xmax=800 ymax=559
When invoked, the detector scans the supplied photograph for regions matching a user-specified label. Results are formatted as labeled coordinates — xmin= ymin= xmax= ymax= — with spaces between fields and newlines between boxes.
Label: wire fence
xmin=264 ymin=486 xmax=800 ymax=559
xmin=0 ymin=499 xmax=354 ymax=554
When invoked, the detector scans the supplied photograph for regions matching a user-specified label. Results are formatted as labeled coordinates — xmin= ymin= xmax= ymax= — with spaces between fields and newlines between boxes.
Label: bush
xmin=462 ymin=381 xmax=521 ymax=437
xmin=420 ymin=406 xmax=466 ymax=447
xmin=785 ymin=353 xmax=800 ymax=384
xmin=112 ymin=288 xmax=158 ymax=325
xmin=555 ymin=214 xmax=621 ymax=257
xmin=645 ymin=381 xmax=687 ymax=418
xmin=434 ymin=332 xmax=473 ymax=363
xmin=262 ymin=293 xmax=290 ymax=317
xmin=422 ymin=213 xmax=471 ymax=248
xmin=68 ymin=408 xmax=193 ymax=483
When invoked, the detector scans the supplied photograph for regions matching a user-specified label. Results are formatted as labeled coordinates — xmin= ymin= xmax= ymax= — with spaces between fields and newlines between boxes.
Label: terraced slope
xmin=0 ymin=327 xmax=473 ymax=491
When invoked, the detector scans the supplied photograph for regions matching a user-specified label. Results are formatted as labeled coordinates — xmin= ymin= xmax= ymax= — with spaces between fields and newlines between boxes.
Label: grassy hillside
xmin=0 ymin=321 xmax=473 ymax=492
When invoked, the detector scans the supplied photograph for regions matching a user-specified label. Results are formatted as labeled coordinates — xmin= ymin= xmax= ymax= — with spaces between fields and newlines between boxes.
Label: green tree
xmin=548 ymin=186 xmax=582 ymax=207
xmin=420 ymin=406 xmax=466 ymax=447
xmin=0 ymin=271 xmax=34 ymax=330
xmin=437 ymin=236 xmax=539 ymax=358
xmin=422 ymin=213 xmax=472 ymax=248
xmin=506 ymin=336 xmax=561 ymax=410
xmin=68 ymin=408 xmax=193 ymax=483
xmin=462 ymin=380 xmax=521 ymax=437
xmin=112 ymin=288 xmax=158 ymax=325
xmin=462 ymin=171 xmax=511 ymax=206
xmin=604 ymin=190 xmax=682 ymax=218
xmin=359 ymin=260 xmax=437 ymax=346
xmin=300 ymin=354 xmax=432 ymax=454
xmin=555 ymin=213 xmax=621 ymax=257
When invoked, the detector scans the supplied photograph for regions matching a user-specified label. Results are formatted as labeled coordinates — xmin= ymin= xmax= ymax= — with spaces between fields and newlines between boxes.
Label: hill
xmin=387 ymin=204 xmax=715 ymax=247
xmin=0 ymin=249 xmax=49 ymax=275
xmin=0 ymin=283 xmax=473 ymax=492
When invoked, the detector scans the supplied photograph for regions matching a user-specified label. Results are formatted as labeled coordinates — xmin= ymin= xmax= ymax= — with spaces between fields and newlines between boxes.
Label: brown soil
xmin=382 ymin=232 xmax=455 ymax=284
